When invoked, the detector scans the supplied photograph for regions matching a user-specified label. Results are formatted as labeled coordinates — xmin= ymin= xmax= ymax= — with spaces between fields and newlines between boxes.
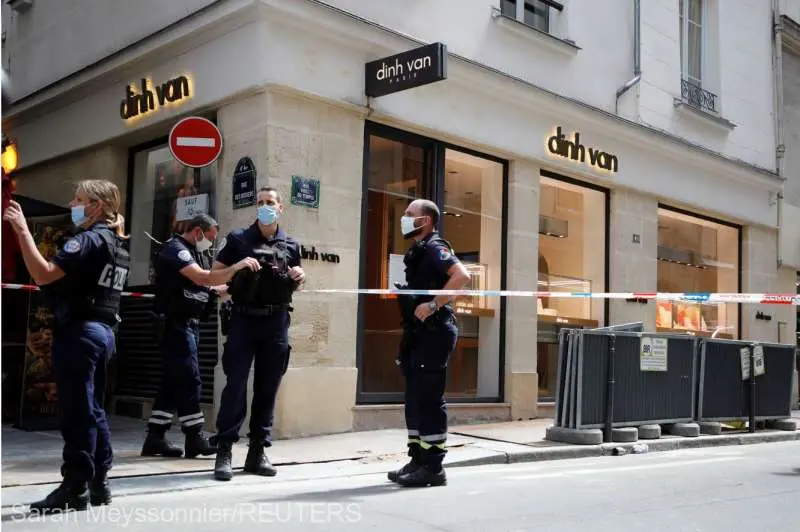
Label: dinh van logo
xmin=547 ymin=126 xmax=619 ymax=173
xmin=120 ymin=76 xmax=192 ymax=121
xmin=365 ymin=43 xmax=447 ymax=98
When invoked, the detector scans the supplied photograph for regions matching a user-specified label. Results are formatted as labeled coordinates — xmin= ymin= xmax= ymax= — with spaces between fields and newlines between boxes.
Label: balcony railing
xmin=681 ymin=79 xmax=717 ymax=114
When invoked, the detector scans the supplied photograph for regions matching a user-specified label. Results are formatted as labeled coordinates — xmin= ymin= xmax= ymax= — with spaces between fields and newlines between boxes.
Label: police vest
xmin=404 ymin=233 xmax=454 ymax=299
xmin=154 ymin=239 xmax=210 ymax=318
xmin=48 ymin=227 xmax=130 ymax=326
xmin=229 ymin=242 xmax=297 ymax=307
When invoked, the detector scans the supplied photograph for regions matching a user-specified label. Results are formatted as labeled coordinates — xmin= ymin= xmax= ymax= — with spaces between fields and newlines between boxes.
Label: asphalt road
xmin=2 ymin=441 xmax=799 ymax=531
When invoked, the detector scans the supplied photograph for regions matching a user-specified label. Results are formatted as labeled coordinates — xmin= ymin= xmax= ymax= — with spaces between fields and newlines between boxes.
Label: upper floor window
xmin=501 ymin=0 xmax=556 ymax=33
xmin=679 ymin=0 xmax=704 ymax=87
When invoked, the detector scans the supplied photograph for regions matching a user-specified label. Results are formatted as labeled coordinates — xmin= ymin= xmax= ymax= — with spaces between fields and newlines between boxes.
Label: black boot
xmin=90 ymin=471 xmax=112 ymax=506
xmin=397 ymin=466 xmax=447 ymax=488
xmin=141 ymin=430 xmax=183 ymax=458
xmin=214 ymin=441 xmax=233 ymax=481
xmin=184 ymin=430 xmax=217 ymax=459
xmin=29 ymin=480 xmax=90 ymax=513
xmin=388 ymin=444 xmax=422 ymax=482
xmin=243 ymin=440 xmax=277 ymax=477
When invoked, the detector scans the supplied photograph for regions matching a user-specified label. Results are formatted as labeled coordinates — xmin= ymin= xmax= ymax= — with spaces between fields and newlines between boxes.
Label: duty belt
xmin=232 ymin=304 xmax=290 ymax=317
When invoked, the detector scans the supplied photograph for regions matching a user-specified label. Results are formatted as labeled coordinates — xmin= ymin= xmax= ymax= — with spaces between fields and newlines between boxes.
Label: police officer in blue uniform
xmin=389 ymin=199 xmax=471 ymax=488
xmin=3 ymin=180 xmax=130 ymax=511
xmin=210 ymin=186 xmax=305 ymax=481
xmin=142 ymin=214 xmax=260 ymax=459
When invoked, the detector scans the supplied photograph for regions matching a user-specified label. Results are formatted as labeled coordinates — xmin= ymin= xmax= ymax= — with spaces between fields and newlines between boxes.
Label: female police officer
xmin=3 ymin=179 xmax=129 ymax=512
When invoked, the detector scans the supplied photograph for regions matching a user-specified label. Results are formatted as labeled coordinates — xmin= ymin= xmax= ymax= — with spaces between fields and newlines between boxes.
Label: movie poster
xmin=17 ymin=218 xmax=70 ymax=429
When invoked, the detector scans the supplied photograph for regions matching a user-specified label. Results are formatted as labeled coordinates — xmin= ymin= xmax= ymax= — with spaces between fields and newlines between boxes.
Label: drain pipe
xmin=615 ymin=0 xmax=641 ymax=115
xmin=772 ymin=0 xmax=786 ymax=268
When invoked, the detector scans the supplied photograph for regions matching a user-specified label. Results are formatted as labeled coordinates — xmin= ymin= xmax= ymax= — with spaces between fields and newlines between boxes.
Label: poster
xmin=640 ymin=336 xmax=668 ymax=372
xmin=18 ymin=219 xmax=70 ymax=429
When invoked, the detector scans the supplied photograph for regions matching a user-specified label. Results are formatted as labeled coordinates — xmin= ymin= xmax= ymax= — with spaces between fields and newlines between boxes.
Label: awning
xmin=12 ymin=194 xmax=69 ymax=218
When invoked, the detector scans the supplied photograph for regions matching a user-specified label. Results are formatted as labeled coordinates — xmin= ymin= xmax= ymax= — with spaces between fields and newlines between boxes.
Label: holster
xmin=219 ymin=300 xmax=232 ymax=336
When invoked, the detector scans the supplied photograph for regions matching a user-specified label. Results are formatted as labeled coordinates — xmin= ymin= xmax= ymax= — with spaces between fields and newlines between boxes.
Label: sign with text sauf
xmin=365 ymin=43 xmax=448 ymax=98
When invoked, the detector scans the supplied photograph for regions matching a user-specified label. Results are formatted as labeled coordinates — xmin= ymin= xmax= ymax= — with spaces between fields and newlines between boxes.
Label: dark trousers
xmin=51 ymin=321 xmax=115 ymax=482
xmin=212 ymin=312 xmax=291 ymax=446
xmin=148 ymin=318 xmax=204 ymax=435
xmin=404 ymin=320 xmax=458 ymax=472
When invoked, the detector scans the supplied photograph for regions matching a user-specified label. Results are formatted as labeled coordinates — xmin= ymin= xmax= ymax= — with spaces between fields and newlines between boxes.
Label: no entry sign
xmin=168 ymin=117 xmax=223 ymax=168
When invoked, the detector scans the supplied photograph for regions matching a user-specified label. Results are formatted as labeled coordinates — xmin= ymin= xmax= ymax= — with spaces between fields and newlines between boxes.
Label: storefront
xmin=4 ymin=0 xmax=794 ymax=438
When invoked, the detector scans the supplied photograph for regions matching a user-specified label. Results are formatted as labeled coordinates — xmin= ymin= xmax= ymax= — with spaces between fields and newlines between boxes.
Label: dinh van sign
xmin=547 ymin=126 xmax=619 ymax=173
xmin=120 ymin=76 xmax=192 ymax=121
xmin=365 ymin=42 xmax=447 ymax=98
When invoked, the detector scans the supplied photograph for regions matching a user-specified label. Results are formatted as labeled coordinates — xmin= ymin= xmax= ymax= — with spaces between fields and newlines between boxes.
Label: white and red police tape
xmin=2 ymin=283 xmax=799 ymax=305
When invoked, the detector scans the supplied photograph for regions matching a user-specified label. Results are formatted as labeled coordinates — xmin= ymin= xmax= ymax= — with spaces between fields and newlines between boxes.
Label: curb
xmin=446 ymin=429 xmax=800 ymax=468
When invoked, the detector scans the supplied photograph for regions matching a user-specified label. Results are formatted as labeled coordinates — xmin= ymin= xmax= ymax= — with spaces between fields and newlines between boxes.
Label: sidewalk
xmin=3 ymin=412 xmax=800 ymax=491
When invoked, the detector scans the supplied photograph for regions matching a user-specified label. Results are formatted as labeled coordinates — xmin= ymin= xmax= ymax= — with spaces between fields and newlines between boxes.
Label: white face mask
xmin=400 ymin=216 xmax=419 ymax=236
xmin=196 ymin=234 xmax=212 ymax=253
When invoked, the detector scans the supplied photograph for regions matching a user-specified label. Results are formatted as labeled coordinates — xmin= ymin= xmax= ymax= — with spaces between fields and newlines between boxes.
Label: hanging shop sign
xmin=546 ymin=126 xmax=619 ymax=173
xmin=232 ymin=157 xmax=257 ymax=209
xmin=120 ymin=75 xmax=192 ymax=121
xmin=365 ymin=42 xmax=448 ymax=98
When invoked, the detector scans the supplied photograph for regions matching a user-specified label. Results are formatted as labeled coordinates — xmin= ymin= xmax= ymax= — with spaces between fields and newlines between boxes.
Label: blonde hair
xmin=75 ymin=179 xmax=129 ymax=239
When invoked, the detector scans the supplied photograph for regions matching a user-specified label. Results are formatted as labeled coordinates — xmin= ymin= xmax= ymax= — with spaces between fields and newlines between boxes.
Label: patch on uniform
xmin=177 ymin=250 xmax=193 ymax=262
xmin=63 ymin=238 xmax=81 ymax=254
xmin=438 ymin=247 xmax=451 ymax=261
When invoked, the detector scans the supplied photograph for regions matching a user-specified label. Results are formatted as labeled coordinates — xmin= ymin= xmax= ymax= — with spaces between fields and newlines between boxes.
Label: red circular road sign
xmin=168 ymin=117 xmax=223 ymax=168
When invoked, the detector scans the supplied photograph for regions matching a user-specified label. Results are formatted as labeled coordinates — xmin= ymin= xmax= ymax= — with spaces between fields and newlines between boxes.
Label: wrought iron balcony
xmin=681 ymin=79 xmax=717 ymax=114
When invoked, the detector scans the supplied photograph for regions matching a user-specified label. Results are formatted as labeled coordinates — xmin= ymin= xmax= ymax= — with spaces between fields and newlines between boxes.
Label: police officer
xmin=210 ymin=186 xmax=305 ymax=481
xmin=3 ymin=180 xmax=130 ymax=511
xmin=388 ymin=199 xmax=471 ymax=488
xmin=141 ymin=214 xmax=261 ymax=459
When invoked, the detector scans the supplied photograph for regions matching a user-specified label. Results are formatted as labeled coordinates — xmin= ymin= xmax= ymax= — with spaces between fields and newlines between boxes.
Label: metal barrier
xmin=551 ymin=327 xmax=797 ymax=444
xmin=697 ymin=339 xmax=796 ymax=427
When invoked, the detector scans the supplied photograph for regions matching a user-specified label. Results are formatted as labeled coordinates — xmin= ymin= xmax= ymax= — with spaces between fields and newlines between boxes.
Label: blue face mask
xmin=71 ymin=205 xmax=88 ymax=227
xmin=257 ymin=205 xmax=279 ymax=226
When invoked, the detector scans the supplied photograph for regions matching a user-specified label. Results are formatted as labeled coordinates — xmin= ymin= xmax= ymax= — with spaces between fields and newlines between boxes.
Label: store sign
xmin=365 ymin=42 xmax=448 ymax=98
xmin=232 ymin=157 xmax=257 ymax=209
xmin=547 ymin=126 xmax=619 ymax=173
xmin=301 ymin=245 xmax=340 ymax=264
xmin=120 ymin=76 xmax=192 ymax=120
xmin=291 ymin=176 xmax=320 ymax=209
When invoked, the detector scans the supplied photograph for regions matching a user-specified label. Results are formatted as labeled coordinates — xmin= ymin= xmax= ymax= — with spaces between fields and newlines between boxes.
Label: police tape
xmin=1 ymin=283 xmax=156 ymax=299
xmin=2 ymin=283 xmax=799 ymax=305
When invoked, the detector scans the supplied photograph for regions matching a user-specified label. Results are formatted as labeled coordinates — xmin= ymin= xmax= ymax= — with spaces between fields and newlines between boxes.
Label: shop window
xmin=537 ymin=173 xmax=607 ymax=401
xmin=359 ymin=124 xmax=506 ymax=401
xmin=656 ymin=207 xmax=740 ymax=339
xmin=128 ymin=143 xmax=217 ymax=287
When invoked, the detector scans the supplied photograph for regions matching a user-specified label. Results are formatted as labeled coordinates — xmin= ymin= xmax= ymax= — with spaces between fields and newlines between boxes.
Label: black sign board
xmin=365 ymin=42 xmax=448 ymax=98
xmin=232 ymin=157 xmax=256 ymax=209
xmin=291 ymin=176 xmax=320 ymax=209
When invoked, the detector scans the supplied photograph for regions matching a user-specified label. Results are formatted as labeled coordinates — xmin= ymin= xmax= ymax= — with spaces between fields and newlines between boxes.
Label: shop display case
xmin=655 ymin=300 xmax=735 ymax=339
xmin=453 ymin=262 xmax=494 ymax=317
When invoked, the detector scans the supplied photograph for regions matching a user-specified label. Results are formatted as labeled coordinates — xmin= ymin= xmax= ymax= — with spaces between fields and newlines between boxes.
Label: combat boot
xmin=214 ymin=441 xmax=233 ymax=481
xmin=184 ymin=430 xmax=217 ymax=459
xmin=90 ymin=471 xmax=112 ymax=506
xmin=141 ymin=431 xmax=183 ymax=458
xmin=29 ymin=479 xmax=90 ymax=513
xmin=388 ymin=444 xmax=422 ymax=482
xmin=397 ymin=466 xmax=447 ymax=488
xmin=243 ymin=440 xmax=277 ymax=477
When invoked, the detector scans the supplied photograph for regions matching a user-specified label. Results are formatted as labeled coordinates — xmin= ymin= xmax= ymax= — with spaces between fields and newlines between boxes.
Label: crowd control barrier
xmin=550 ymin=326 xmax=797 ymax=445
xmin=697 ymin=339 xmax=797 ymax=430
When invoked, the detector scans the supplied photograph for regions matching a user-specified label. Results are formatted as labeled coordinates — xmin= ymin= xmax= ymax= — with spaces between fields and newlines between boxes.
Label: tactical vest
xmin=154 ymin=239 xmax=210 ymax=318
xmin=48 ymin=226 xmax=130 ymax=327
xmin=229 ymin=242 xmax=298 ymax=307
xmin=404 ymin=233 xmax=454 ymax=306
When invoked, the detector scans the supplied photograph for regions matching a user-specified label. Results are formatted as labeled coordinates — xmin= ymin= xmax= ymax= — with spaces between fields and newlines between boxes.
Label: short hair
xmin=185 ymin=213 xmax=218 ymax=232
xmin=258 ymin=186 xmax=282 ymax=203
xmin=418 ymin=199 xmax=440 ymax=226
